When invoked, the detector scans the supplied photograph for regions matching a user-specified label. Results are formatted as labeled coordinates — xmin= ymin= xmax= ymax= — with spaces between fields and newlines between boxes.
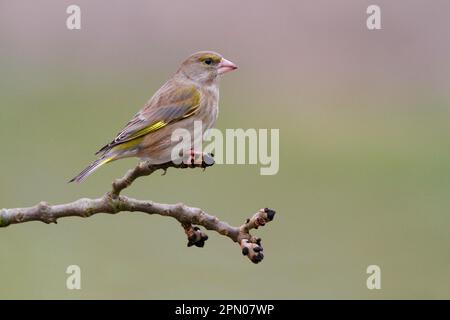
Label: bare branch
xmin=0 ymin=160 xmax=276 ymax=263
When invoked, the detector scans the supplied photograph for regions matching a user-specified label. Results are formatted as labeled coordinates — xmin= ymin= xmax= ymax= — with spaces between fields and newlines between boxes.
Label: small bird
xmin=69 ymin=51 xmax=237 ymax=183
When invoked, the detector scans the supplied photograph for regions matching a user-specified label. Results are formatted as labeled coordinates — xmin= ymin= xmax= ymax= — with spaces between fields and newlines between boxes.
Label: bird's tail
xmin=69 ymin=156 xmax=114 ymax=183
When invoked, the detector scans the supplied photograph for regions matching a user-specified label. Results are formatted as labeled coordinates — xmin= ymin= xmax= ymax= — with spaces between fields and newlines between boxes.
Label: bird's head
xmin=178 ymin=51 xmax=237 ymax=84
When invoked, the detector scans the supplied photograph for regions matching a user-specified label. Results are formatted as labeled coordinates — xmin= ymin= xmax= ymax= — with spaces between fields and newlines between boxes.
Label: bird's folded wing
xmin=96 ymin=84 xmax=201 ymax=155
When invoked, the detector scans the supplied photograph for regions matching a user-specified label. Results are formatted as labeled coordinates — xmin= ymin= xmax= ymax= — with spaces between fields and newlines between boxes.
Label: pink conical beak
xmin=218 ymin=58 xmax=237 ymax=75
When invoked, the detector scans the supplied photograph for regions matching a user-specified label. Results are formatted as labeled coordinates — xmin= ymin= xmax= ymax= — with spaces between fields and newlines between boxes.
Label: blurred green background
xmin=1 ymin=0 xmax=450 ymax=299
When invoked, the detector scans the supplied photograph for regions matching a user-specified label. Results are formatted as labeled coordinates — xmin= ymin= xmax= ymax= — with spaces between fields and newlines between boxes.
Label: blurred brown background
xmin=1 ymin=0 xmax=450 ymax=299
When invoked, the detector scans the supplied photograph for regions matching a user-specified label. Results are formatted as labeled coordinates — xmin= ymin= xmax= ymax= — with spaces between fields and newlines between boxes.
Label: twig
xmin=0 ymin=160 xmax=276 ymax=263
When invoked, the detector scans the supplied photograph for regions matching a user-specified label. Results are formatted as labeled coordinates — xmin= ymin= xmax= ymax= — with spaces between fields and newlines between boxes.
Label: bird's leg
xmin=185 ymin=149 xmax=215 ymax=168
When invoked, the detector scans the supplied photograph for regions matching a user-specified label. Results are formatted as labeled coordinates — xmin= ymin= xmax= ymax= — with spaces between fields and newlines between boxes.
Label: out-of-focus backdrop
xmin=1 ymin=0 xmax=450 ymax=299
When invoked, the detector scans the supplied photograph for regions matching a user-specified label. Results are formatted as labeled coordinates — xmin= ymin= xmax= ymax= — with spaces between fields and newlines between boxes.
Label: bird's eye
xmin=204 ymin=58 xmax=213 ymax=65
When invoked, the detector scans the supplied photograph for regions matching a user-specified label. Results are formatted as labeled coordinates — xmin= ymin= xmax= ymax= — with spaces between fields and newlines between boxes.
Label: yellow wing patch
xmin=99 ymin=86 xmax=201 ymax=155
xmin=126 ymin=121 xmax=167 ymax=140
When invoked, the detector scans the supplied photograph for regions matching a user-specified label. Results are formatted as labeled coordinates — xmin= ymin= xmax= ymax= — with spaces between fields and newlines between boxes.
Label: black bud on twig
xmin=194 ymin=240 xmax=205 ymax=248
xmin=264 ymin=208 xmax=276 ymax=221
xmin=240 ymin=239 xmax=265 ymax=263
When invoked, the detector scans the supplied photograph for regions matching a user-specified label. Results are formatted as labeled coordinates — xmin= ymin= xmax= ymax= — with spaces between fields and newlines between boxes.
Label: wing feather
xmin=96 ymin=83 xmax=200 ymax=155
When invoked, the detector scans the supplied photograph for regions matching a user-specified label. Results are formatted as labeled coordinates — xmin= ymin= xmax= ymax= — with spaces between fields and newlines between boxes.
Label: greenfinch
xmin=70 ymin=51 xmax=237 ymax=183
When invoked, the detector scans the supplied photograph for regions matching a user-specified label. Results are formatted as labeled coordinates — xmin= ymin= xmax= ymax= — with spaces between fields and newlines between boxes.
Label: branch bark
xmin=0 ymin=160 xmax=275 ymax=263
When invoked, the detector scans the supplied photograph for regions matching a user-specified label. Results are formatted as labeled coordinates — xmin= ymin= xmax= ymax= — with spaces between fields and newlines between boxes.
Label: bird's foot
xmin=184 ymin=151 xmax=215 ymax=169
xmin=240 ymin=238 xmax=264 ymax=264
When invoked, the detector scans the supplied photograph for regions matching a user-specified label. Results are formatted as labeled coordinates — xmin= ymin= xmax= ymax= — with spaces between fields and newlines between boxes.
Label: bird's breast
xmin=199 ymin=85 xmax=219 ymax=130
